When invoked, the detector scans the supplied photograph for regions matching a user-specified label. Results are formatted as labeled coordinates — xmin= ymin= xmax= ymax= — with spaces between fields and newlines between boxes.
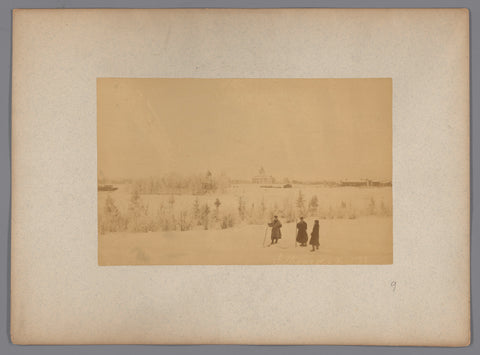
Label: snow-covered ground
xmin=99 ymin=216 xmax=392 ymax=265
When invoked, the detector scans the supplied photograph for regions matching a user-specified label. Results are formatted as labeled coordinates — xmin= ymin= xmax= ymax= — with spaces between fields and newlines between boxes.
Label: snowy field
xmin=99 ymin=216 xmax=392 ymax=265
xmin=98 ymin=183 xmax=392 ymax=265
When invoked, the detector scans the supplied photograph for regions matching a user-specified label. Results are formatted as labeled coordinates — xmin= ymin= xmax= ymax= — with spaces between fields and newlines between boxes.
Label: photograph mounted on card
xmin=11 ymin=9 xmax=469 ymax=345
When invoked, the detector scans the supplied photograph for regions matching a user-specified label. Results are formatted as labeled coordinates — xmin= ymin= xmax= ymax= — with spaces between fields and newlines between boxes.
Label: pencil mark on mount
xmin=391 ymin=281 xmax=397 ymax=292
xmin=97 ymin=78 xmax=393 ymax=265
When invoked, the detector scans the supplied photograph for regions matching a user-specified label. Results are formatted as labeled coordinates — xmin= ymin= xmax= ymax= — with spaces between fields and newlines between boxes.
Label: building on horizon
xmin=252 ymin=167 xmax=275 ymax=184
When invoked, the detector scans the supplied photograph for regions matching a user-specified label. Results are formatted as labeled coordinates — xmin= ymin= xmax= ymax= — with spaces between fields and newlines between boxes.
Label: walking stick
xmin=263 ymin=226 xmax=269 ymax=247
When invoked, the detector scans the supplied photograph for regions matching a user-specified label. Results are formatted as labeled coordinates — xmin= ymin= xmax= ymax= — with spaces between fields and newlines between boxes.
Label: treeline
xmin=131 ymin=171 xmax=231 ymax=195
xmin=99 ymin=189 xmax=392 ymax=235
xmin=99 ymin=190 xmax=239 ymax=234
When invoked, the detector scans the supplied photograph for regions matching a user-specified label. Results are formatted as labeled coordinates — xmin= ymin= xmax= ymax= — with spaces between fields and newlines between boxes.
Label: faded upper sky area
xmin=97 ymin=78 xmax=392 ymax=181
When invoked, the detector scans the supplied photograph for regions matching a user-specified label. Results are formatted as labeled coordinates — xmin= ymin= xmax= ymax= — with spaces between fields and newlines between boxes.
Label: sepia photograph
xmin=10 ymin=7 xmax=471 ymax=346
xmin=97 ymin=78 xmax=392 ymax=265
xmin=9 ymin=8 xmax=475 ymax=349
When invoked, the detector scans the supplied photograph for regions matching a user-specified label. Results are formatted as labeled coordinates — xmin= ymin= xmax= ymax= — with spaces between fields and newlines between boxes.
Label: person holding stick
xmin=268 ymin=215 xmax=282 ymax=245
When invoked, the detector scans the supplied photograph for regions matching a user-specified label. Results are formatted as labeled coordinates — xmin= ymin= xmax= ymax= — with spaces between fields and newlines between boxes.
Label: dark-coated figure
xmin=268 ymin=216 xmax=282 ymax=244
xmin=296 ymin=217 xmax=308 ymax=246
xmin=309 ymin=220 xmax=320 ymax=251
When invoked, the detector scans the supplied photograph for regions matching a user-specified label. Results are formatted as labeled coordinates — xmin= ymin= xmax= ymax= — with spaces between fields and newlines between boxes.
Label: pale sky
xmin=97 ymin=78 xmax=392 ymax=181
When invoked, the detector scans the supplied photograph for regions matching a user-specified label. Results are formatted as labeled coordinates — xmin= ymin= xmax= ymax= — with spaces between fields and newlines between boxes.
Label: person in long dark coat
xmin=296 ymin=217 xmax=308 ymax=246
xmin=268 ymin=215 xmax=282 ymax=244
xmin=309 ymin=220 xmax=320 ymax=251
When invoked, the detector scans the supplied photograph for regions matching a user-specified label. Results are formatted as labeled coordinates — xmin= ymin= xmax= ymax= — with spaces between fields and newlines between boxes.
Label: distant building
xmin=201 ymin=170 xmax=216 ymax=191
xmin=252 ymin=167 xmax=275 ymax=184
xmin=340 ymin=180 xmax=366 ymax=187
xmin=340 ymin=179 xmax=392 ymax=187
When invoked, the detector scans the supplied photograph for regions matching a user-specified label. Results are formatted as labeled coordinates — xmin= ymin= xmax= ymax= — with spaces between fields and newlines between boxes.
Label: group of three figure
xmin=268 ymin=216 xmax=320 ymax=252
